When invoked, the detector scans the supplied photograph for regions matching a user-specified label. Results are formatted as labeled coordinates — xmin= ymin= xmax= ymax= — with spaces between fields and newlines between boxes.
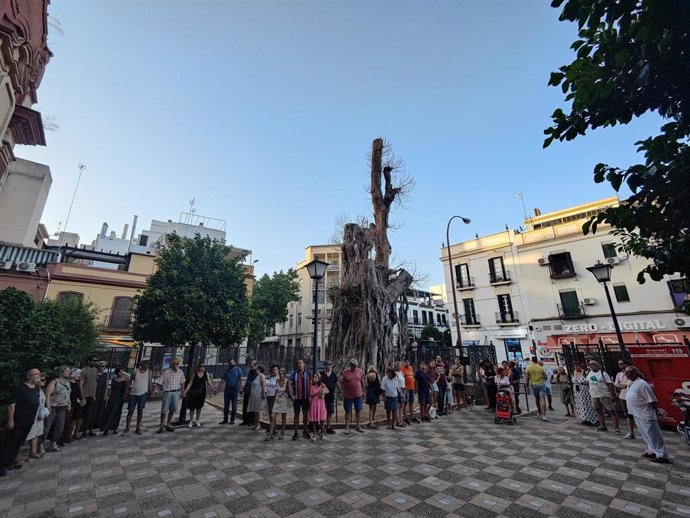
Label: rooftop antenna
xmin=189 ymin=198 xmax=196 ymax=214
xmin=63 ymin=163 xmax=86 ymax=235
xmin=516 ymin=192 xmax=529 ymax=221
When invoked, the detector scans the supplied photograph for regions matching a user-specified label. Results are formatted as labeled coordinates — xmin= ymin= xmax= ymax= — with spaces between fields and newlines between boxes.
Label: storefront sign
xmin=628 ymin=345 xmax=690 ymax=359
xmin=561 ymin=319 xmax=666 ymax=333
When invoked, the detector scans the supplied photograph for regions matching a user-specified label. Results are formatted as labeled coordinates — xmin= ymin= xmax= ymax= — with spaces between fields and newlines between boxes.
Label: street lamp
xmin=305 ymin=259 xmax=329 ymax=374
xmin=586 ymin=261 xmax=629 ymax=360
xmin=446 ymin=215 xmax=471 ymax=350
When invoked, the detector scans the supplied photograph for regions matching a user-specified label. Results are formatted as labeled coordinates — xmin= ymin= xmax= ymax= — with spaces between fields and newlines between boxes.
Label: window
xmin=441 ymin=314 xmax=447 ymax=325
xmin=668 ymin=279 xmax=689 ymax=309
xmin=437 ymin=313 xmax=442 ymax=325
xmin=549 ymin=252 xmax=575 ymax=278
xmin=613 ymin=284 xmax=630 ymax=302
xmin=57 ymin=291 xmax=83 ymax=303
xmin=497 ymin=294 xmax=514 ymax=322
xmin=297 ymin=313 xmax=302 ymax=327
xmin=422 ymin=311 xmax=428 ymax=324
xmin=109 ymin=297 xmax=133 ymax=329
xmin=559 ymin=291 xmax=582 ymax=318
xmin=412 ymin=310 xmax=419 ymax=325
xmin=488 ymin=257 xmax=507 ymax=283
xmin=455 ymin=263 xmax=471 ymax=287
xmin=289 ymin=315 xmax=293 ymax=328
xmin=138 ymin=235 xmax=149 ymax=247
xmin=602 ymin=243 xmax=618 ymax=259
xmin=462 ymin=298 xmax=477 ymax=325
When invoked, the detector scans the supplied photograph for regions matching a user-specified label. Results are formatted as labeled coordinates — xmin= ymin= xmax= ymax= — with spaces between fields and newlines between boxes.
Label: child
xmin=308 ymin=373 xmax=328 ymax=442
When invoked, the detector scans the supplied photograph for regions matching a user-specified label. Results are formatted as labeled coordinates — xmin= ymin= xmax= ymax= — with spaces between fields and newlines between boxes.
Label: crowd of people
xmin=1 ymin=351 xmax=672 ymax=478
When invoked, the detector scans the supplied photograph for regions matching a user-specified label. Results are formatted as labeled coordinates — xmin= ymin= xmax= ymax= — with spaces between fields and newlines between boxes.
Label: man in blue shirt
xmin=218 ymin=359 xmax=242 ymax=424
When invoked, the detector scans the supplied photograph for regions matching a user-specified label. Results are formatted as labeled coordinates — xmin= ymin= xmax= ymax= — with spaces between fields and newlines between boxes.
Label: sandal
xmin=29 ymin=453 xmax=43 ymax=459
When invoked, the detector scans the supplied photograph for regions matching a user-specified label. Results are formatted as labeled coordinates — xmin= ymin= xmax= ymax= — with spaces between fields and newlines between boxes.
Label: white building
xmin=269 ymin=244 xmax=449 ymax=360
xmin=442 ymin=197 xmax=689 ymax=364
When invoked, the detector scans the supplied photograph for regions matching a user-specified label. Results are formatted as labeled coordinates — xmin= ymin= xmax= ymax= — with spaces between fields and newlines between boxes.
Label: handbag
xmin=38 ymin=406 xmax=50 ymax=420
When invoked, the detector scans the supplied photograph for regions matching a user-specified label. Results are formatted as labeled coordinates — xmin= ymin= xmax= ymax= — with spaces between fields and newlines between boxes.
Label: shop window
xmin=613 ymin=284 xmax=630 ymax=302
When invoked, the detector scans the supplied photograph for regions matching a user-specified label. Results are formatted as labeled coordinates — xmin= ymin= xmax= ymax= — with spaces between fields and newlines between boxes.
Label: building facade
xmin=442 ymin=197 xmax=689 ymax=364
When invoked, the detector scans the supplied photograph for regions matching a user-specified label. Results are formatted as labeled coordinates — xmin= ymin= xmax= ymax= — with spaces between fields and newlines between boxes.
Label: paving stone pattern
xmin=1 ymin=402 xmax=689 ymax=517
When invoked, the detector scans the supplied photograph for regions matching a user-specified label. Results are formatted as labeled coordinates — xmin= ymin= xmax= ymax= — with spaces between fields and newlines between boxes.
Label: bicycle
xmin=671 ymin=391 xmax=690 ymax=446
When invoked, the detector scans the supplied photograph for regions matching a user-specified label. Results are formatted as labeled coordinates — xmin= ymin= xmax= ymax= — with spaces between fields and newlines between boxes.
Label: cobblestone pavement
xmin=1 ymin=401 xmax=688 ymax=518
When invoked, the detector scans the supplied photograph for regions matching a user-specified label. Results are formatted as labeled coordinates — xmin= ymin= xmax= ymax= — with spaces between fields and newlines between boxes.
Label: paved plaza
xmin=1 ymin=401 xmax=689 ymax=518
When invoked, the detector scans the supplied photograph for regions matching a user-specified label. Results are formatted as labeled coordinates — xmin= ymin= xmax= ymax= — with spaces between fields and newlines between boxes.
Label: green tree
xmin=133 ymin=233 xmax=249 ymax=362
xmin=0 ymin=287 xmax=100 ymax=423
xmin=247 ymin=269 xmax=300 ymax=357
xmin=545 ymin=0 xmax=690 ymax=282
xmin=420 ymin=324 xmax=444 ymax=343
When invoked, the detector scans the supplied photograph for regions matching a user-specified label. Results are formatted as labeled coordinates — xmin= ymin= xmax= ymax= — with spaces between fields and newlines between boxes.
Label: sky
xmin=17 ymin=0 xmax=662 ymax=287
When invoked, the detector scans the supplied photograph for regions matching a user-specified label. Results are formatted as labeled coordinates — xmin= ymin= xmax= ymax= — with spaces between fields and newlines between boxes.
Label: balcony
xmin=495 ymin=311 xmax=520 ymax=325
xmin=557 ymin=302 xmax=586 ymax=319
xmin=104 ymin=311 xmax=132 ymax=332
xmin=456 ymin=277 xmax=475 ymax=291
xmin=549 ymin=265 xmax=577 ymax=279
xmin=490 ymin=271 xmax=512 ymax=286
xmin=460 ymin=315 xmax=481 ymax=327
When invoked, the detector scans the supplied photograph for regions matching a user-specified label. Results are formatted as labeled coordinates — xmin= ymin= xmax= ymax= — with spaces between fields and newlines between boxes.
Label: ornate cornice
xmin=8 ymin=104 xmax=44 ymax=145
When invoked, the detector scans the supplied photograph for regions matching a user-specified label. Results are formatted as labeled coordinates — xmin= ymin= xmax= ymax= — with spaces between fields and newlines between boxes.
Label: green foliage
xmin=420 ymin=324 xmax=443 ymax=343
xmin=247 ymin=269 xmax=300 ymax=348
xmin=546 ymin=0 xmax=690 ymax=282
xmin=0 ymin=287 xmax=100 ymax=421
xmin=132 ymin=233 xmax=249 ymax=348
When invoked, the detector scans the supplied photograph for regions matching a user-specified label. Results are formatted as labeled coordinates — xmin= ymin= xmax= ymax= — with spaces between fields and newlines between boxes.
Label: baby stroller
xmin=495 ymin=387 xmax=516 ymax=425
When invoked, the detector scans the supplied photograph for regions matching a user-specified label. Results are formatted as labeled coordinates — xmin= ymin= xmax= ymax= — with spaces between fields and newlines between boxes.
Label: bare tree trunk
xmin=329 ymin=139 xmax=413 ymax=373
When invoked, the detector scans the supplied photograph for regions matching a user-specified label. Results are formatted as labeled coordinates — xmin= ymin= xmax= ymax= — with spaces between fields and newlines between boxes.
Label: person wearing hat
xmin=338 ymin=359 xmax=365 ymax=434
xmin=157 ymin=357 xmax=186 ymax=433
xmin=320 ymin=361 xmax=338 ymax=434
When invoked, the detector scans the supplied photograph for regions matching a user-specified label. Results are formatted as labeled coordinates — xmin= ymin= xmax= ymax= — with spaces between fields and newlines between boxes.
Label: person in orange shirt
xmin=401 ymin=359 xmax=419 ymax=423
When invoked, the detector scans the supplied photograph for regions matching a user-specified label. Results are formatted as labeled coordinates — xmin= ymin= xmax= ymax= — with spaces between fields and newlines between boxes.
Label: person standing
xmin=402 ymin=359 xmax=418 ymax=423
xmin=266 ymin=369 xmax=289 ymax=441
xmin=66 ymin=369 xmax=84 ymax=442
xmin=43 ymin=366 xmax=71 ymax=451
xmin=365 ymin=365 xmax=381 ymax=429
xmin=240 ymin=361 xmax=258 ymax=426
xmin=184 ymin=364 xmax=216 ymax=428
xmin=265 ymin=365 xmax=280 ymax=421
xmin=157 ymin=357 xmax=186 ymax=433
xmin=573 ymin=364 xmax=598 ymax=425
xmin=319 ymin=361 xmax=338 ymax=434
xmin=381 ymin=367 xmax=399 ymax=430
xmin=79 ymin=357 xmax=99 ymax=438
xmin=539 ymin=359 xmax=555 ymax=411
xmin=102 ymin=368 xmax=128 ymax=435
xmin=247 ymin=365 xmax=267 ymax=431
xmin=91 ymin=361 xmax=109 ymax=432
xmin=483 ymin=362 xmax=498 ymax=412
xmin=615 ymin=360 xmax=636 ymax=439
xmin=288 ymin=359 xmax=311 ymax=440
xmin=26 ymin=374 xmax=48 ymax=460
xmin=414 ymin=362 xmax=432 ymax=421
xmin=0 ymin=369 xmax=42 ymax=476
xmin=586 ymin=361 xmax=621 ymax=434
xmin=451 ymin=358 xmax=465 ymax=412
xmin=218 ymin=359 xmax=241 ymax=424
xmin=308 ymin=373 xmax=328 ymax=441
xmin=509 ymin=361 xmax=522 ymax=414
xmin=394 ymin=362 xmax=407 ymax=427
xmin=123 ymin=361 xmax=153 ymax=435
xmin=339 ymin=359 xmax=365 ymax=434
xmin=624 ymin=366 xmax=670 ymax=463
xmin=553 ymin=367 xmax=574 ymax=417
xmin=525 ymin=356 xmax=549 ymax=421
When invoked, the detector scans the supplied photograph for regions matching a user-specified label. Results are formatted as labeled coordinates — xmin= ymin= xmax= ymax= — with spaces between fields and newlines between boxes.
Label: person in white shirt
xmin=586 ymin=361 xmax=621 ymax=434
xmin=123 ymin=361 xmax=153 ymax=436
xmin=623 ymin=366 xmax=670 ymax=463
xmin=381 ymin=368 xmax=400 ymax=430
xmin=614 ymin=360 xmax=636 ymax=439
xmin=394 ymin=362 xmax=407 ymax=427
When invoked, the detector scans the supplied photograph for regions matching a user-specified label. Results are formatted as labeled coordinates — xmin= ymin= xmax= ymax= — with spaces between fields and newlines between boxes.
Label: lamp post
xmin=586 ymin=261 xmax=629 ymax=360
xmin=446 ymin=215 xmax=471 ymax=350
xmin=305 ymin=259 xmax=329 ymax=374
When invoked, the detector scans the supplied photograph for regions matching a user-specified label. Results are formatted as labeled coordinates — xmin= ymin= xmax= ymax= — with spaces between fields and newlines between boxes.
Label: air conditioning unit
xmin=17 ymin=262 xmax=37 ymax=273
xmin=606 ymin=257 xmax=620 ymax=265
xmin=583 ymin=298 xmax=597 ymax=306
xmin=537 ymin=256 xmax=549 ymax=266
xmin=0 ymin=260 xmax=13 ymax=270
xmin=675 ymin=317 xmax=689 ymax=329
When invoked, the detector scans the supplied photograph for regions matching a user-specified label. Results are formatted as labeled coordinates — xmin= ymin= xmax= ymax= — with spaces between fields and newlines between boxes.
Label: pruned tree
xmin=328 ymin=138 xmax=414 ymax=372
